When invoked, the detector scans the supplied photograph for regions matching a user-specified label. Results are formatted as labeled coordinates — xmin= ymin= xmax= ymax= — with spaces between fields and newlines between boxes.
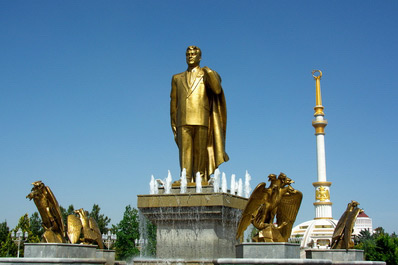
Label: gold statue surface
xmin=27 ymin=181 xmax=104 ymax=248
xmin=331 ymin=200 xmax=363 ymax=249
xmin=67 ymin=209 xmax=104 ymax=249
xmin=236 ymin=173 xmax=302 ymax=242
xmin=170 ymin=45 xmax=229 ymax=184
xmin=316 ymin=186 xmax=330 ymax=201
xmin=26 ymin=181 xmax=66 ymax=243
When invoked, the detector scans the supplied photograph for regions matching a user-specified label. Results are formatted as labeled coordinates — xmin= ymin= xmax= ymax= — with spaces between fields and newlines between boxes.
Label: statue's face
xmin=186 ymin=49 xmax=201 ymax=67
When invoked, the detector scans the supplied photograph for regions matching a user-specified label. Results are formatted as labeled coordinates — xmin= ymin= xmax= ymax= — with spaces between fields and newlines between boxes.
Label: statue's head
xmin=186 ymin=45 xmax=201 ymax=67
xmin=350 ymin=200 xmax=359 ymax=207
xmin=26 ymin=180 xmax=45 ymax=200
xmin=268 ymin=174 xmax=277 ymax=182
xmin=75 ymin=208 xmax=88 ymax=218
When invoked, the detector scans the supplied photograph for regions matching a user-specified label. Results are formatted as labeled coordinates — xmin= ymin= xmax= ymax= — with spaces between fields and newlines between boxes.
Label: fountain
xmin=221 ymin=172 xmax=228 ymax=193
xmin=244 ymin=171 xmax=251 ymax=198
xmin=237 ymin=178 xmax=243 ymax=197
xmin=212 ymin=169 xmax=221 ymax=193
xmin=230 ymin=174 xmax=236 ymax=195
xmin=180 ymin=169 xmax=187 ymax=194
xmin=134 ymin=170 xmax=386 ymax=265
xmin=149 ymin=175 xmax=159 ymax=195
xmin=135 ymin=170 xmax=248 ymax=264
xmin=164 ymin=171 xmax=172 ymax=194
xmin=195 ymin=172 xmax=202 ymax=193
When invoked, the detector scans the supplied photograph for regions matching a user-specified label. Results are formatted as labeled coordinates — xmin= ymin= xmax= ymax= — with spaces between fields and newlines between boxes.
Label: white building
xmin=353 ymin=211 xmax=373 ymax=236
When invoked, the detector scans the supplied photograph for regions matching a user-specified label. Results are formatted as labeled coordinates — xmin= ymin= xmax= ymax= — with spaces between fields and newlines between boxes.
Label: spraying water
xmin=244 ymin=170 xmax=252 ymax=198
xmin=149 ymin=175 xmax=159 ymax=195
xmin=230 ymin=174 xmax=236 ymax=195
xmin=180 ymin=168 xmax=187 ymax=194
xmin=196 ymin=172 xmax=202 ymax=193
xmin=213 ymin=169 xmax=221 ymax=193
xmin=237 ymin=178 xmax=243 ymax=197
xmin=221 ymin=172 xmax=228 ymax=193
xmin=164 ymin=170 xmax=172 ymax=194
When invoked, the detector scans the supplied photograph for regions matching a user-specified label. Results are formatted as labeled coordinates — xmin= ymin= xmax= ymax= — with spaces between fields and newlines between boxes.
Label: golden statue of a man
xmin=170 ymin=46 xmax=229 ymax=184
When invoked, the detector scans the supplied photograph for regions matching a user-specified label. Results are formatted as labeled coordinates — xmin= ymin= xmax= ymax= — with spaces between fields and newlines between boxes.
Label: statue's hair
xmin=186 ymin=45 xmax=201 ymax=57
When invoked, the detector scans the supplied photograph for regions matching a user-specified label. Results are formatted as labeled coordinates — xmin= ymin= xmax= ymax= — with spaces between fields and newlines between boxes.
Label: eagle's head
xmin=268 ymin=174 xmax=277 ymax=182
xmin=26 ymin=180 xmax=45 ymax=200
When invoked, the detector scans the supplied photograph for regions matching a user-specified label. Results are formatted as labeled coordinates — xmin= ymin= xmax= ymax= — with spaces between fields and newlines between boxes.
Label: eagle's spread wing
xmin=276 ymin=189 xmax=303 ymax=241
xmin=45 ymin=186 xmax=65 ymax=236
xmin=342 ymin=208 xmax=362 ymax=249
xmin=236 ymin=182 xmax=267 ymax=240
xmin=67 ymin=214 xmax=82 ymax=244
xmin=331 ymin=206 xmax=351 ymax=248
xmin=89 ymin=217 xmax=104 ymax=249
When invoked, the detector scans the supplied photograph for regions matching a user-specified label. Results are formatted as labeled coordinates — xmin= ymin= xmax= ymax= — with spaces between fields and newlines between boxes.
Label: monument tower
xmin=290 ymin=70 xmax=337 ymax=249
xmin=311 ymin=70 xmax=333 ymax=219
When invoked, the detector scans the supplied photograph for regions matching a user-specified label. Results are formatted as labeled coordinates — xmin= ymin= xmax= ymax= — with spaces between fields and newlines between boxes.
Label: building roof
xmin=358 ymin=211 xmax=369 ymax=218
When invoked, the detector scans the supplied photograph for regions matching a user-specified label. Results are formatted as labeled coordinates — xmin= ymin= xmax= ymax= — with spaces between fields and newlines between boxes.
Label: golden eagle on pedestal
xmin=67 ymin=208 xmax=104 ymax=249
xmin=331 ymin=200 xmax=363 ymax=249
xmin=26 ymin=181 xmax=66 ymax=243
xmin=236 ymin=173 xmax=302 ymax=243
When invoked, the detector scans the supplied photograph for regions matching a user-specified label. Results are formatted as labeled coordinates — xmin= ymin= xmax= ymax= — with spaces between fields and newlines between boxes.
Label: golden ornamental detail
xmin=316 ymin=186 xmax=330 ymax=201
xmin=331 ymin=201 xmax=363 ymax=249
xmin=27 ymin=181 xmax=104 ymax=248
xmin=312 ymin=70 xmax=324 ymax=116
xmin=236 ymin=173 xmax=302 ymax=243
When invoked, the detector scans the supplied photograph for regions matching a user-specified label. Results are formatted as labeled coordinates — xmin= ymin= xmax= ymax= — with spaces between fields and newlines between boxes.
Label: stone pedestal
xmin=305 ymin=249 xmax=364 ymax=261
xmin=96 ymin=249 xmax=116 ymax=265
xmin=215 ymin=258 xmax=332 ymax=265
xmin=236 ymin=242 xmax=300 ymax=259
xmin=137 ymin=190 xmax=247 ymax=260
xmin=0 ymin=243 xmax=110 ymax=265
xmin=25 ymin=243 xmax=98 ymax=258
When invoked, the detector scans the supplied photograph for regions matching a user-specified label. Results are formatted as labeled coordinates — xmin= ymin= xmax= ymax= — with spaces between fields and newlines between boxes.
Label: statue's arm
xmin=203 ymin=66 xmax=222 ymax=94
xmin=170 ymin=76 xmax=178 ymax=139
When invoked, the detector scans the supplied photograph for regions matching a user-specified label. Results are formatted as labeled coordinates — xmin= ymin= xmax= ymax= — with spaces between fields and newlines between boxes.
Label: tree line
xmin=355 ymin=227 xmax=398 ymax=265
xmin=0 ymin=204 xmax=156 ymax=261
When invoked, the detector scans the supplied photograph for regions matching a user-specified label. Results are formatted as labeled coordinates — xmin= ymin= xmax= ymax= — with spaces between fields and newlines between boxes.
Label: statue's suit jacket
xmin=170 ymin=67 xmax=229 ymax=176
xmin=170 ymin=69 xmax=211 ymax=127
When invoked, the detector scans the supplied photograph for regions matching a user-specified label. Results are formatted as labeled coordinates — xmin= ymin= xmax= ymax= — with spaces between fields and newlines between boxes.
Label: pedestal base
xmin=138 ymin=192 xmax=247 ymax=259
xmin=305 ymin=249 xmax=364 ymax=261
xmin=25 ymin=243 xmax=99 ymax=258
xmin=236 ymin=243 xmax=300 ymax=259
xmin=0 ymin=243 xmax=117 ymax=265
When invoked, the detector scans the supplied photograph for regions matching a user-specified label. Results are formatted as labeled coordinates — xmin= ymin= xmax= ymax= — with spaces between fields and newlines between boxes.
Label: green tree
xmin=145 ymin=220 xmax=157 ymax=257
xmin=355 ymin=227 xmax=398 ymax=265
xmin=89 ymin=204 xmax=111 ymax=234
xmin=0 ymin=221 xmax=17 ymax=257
xmin=29 ymin=212 xmax=43 ymax=241
xmin=60 ymin=204 xmax=75 ymax=225
xmin=0 ymin=221 xmax=9 ymax=243
xmin=114 ymin=205 xmax=140 ymax=260
xmin=0 ymin=233 xmax=17 ymax=257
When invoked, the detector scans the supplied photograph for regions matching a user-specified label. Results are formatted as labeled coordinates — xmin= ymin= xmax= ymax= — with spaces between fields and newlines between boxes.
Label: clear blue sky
xmin=1 ymin=1 xmax=397 ymax=233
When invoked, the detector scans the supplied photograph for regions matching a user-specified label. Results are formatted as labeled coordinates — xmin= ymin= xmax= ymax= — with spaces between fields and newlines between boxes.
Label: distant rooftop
xmin=358 ymin=211 xmax=369 ymax=218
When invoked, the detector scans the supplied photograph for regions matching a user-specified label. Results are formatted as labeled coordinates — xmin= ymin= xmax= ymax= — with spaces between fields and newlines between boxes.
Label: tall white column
xmin=312 ymin=70 xmax=332 ymax=220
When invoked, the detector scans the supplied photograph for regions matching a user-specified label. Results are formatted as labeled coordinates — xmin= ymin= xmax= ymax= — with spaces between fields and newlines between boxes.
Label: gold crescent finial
xmin=312 ymin=69 xmax=325 ymax=117
xmin=312 ymin=70 xmax=322 ymax=79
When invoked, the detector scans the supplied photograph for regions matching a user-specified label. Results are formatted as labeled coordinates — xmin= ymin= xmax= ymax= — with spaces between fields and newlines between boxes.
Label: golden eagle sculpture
xmin=331 ymin=200 xmax=363 ymax=249
xmin=26 ymin=181 xmax=66 ymax=243
xmin=67 ymin=208 xmax=104 ymax=249
xmin=236 ymin=173 xmax=302 ymax=242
